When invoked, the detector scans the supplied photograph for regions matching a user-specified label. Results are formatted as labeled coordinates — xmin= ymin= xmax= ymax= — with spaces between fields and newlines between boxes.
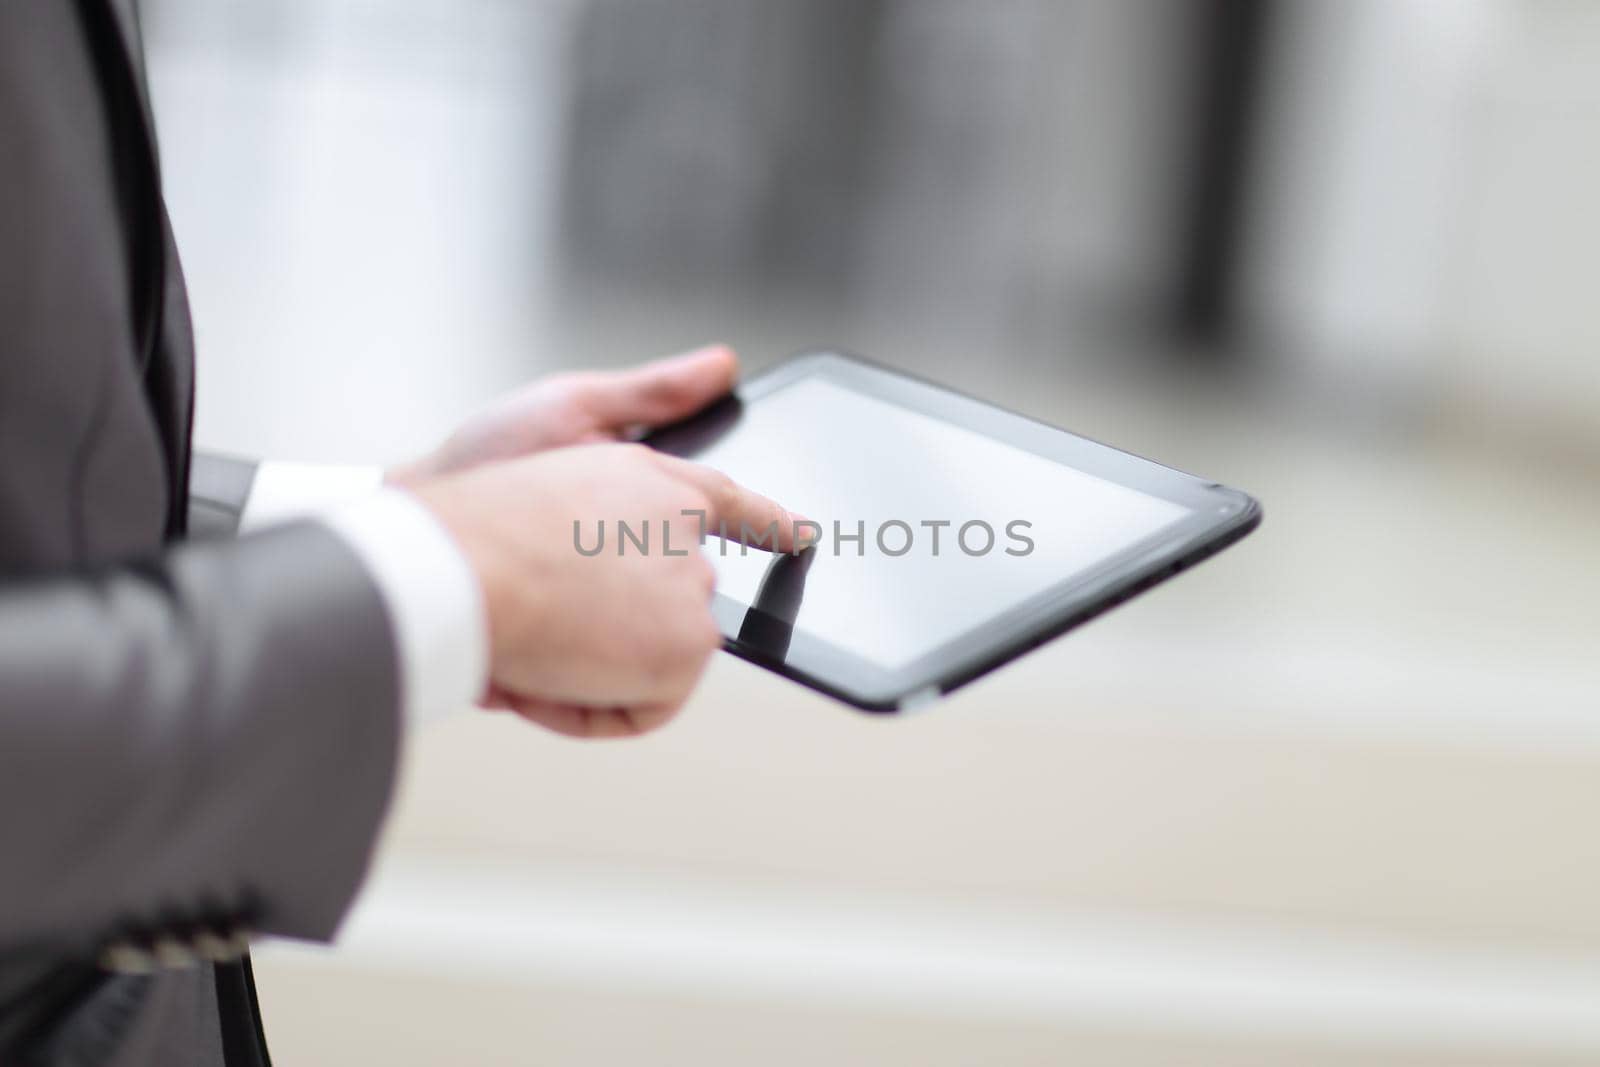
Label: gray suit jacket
xmin=1 ymin=3 xmax=403 ymax=1064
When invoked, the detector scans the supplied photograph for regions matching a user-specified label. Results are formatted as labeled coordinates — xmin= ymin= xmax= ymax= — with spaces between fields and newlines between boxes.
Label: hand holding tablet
xmin=648 ymin=351 xmax=1261 ymax=711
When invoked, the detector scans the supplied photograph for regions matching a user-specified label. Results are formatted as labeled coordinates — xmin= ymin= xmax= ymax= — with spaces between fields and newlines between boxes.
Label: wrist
xmin=406 ymin=475 xmax=513 ymax=675
xmin=384 ymin=455 xmax=438 ymax=490
xmin=318 ymin=486 xmax=490 ymax=726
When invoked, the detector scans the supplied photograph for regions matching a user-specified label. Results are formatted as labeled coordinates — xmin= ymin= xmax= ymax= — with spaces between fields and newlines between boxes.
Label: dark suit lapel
xmin=101 ymin=0 xmax=159 ymax=140
xmin=78 ymin=0 xmax=195 ymax=537
xmin=77 ymin=0 xmax=165 ymax=378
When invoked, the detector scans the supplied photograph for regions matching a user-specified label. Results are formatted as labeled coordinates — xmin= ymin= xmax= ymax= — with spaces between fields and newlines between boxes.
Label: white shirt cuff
xmin=240 ymin=462 xmax=487 ymax=729
xmin=239 ymin=461 xmax=385 ymax=531
xmin=318 ymin=490 xmax=488 ymax=729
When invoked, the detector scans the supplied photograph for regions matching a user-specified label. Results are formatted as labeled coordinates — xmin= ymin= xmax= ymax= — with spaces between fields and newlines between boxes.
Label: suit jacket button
xmin=99 ymin=942 xmax=156 ymax=974
xmin=194 ymin=930 xmax=236 ymax=962
xmin=227 ymin=928 xmax=255 ymax=957
xmin=153 ymin=936 xmax=198 ymax=969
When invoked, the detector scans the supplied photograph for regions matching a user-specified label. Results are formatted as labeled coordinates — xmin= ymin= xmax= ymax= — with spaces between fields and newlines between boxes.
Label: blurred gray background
xmin=140 ymin=1 xmax=1600 ymax=1064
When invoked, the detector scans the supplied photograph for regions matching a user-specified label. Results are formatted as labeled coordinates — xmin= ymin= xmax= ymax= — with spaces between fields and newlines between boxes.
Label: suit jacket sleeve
xmin=0 ymin=519 xmax=401 ymax=954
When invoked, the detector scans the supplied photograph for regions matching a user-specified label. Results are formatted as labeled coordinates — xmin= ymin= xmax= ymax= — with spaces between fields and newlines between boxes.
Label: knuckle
xmin=557 ymin=371 xmax=605 ymax=409
xmin=712 ymin=472 xmax=739 ymax=509
xmin=612 ymin=706 xmax=658 ymax=738
xmin=645 ymin=374 xmax=696 ymax=407
xmin=678 ymin=487 xmax=711 ymax=517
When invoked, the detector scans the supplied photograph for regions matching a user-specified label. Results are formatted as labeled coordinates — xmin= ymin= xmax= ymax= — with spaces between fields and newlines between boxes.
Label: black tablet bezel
xmin=647 ymin=350 xmax=1261 ymax=712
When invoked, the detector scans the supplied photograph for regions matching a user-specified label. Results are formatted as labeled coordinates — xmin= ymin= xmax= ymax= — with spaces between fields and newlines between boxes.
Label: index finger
xmin=649 ymin=452 xmax=814 ymax=554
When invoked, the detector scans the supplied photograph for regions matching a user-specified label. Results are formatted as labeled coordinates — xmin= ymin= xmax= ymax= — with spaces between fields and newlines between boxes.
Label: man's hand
xmin=411 ymin=442 xmax=807 ymax=739
xmin=390 ymin=344 xmax=739 ymax=485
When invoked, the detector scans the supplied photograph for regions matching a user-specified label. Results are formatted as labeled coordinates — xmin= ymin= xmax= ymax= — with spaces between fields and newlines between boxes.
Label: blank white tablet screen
xmin=693 ymin=377 xmax=1190 ymax=669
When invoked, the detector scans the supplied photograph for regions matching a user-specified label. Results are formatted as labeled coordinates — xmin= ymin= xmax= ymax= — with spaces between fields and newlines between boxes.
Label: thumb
xmin=576 ymin=344 xmax=739 ymax=431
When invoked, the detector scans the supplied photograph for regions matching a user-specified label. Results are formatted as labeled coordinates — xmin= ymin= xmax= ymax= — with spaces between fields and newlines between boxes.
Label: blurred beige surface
xmin=254 ymin=971 xmax=1600 ymax=1067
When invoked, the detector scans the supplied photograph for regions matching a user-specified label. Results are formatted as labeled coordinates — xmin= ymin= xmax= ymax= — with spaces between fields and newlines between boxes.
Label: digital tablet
xmin=646 ymin=351 xmax=1260 ymax=712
